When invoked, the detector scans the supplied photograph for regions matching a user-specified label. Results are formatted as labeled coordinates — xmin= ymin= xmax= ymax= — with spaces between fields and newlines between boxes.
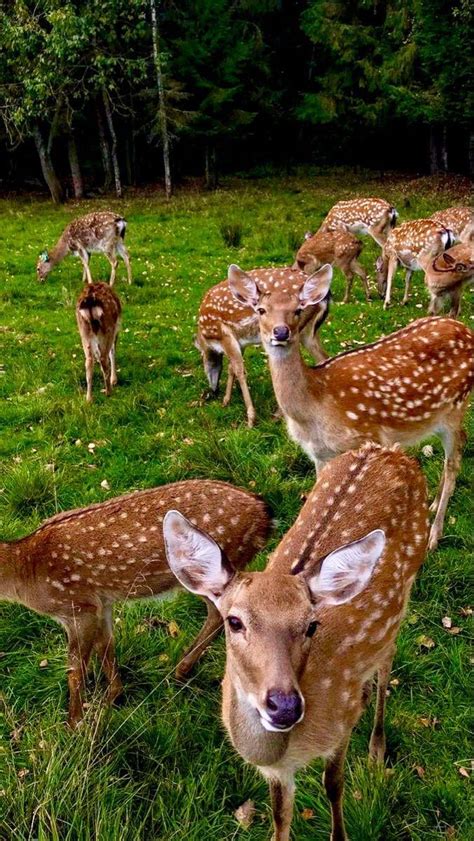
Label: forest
xmin=1 ymin=0 xmax=473 ymax=202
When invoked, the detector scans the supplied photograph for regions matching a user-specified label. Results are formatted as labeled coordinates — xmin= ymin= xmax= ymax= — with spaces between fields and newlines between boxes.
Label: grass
xmin=0 ymin=171 xmax=473 ymax=840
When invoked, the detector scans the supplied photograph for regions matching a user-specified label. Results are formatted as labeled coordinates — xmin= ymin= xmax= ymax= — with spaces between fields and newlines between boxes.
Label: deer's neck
xmin=0 ymin=541 xmax=18 ymax=601
xmin=266 ymin=341 xmax=322 ymax=420
xmin=49 ymin=235 xmax=70 ymax=266
xmin=223 ymin=673 xmax=289 ymax=767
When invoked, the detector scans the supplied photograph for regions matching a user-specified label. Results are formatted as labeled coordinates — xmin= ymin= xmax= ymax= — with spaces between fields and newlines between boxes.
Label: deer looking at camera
xmin=430 ymin=206 xmax=474 ymax=244
xmin=228 ymin=263 xmax=474 ymax=550
xmin=318 ymin=197 xmax=398 ymax=246
xmin=164 ymin=443 xmax=429 ymax=841
xmin=0 ymin=481 xmax=270 ymax=728
xmin=196 ymin=267 xmax=328 ymax=427
xmin=37 ymin=211 xmax=132 ymax=285
xmin=76 ymin=282 xmax=121 ymax=402
xmin=376 ymin=219 xmax=453 ymax=308
xmin=293 ymin=229 xmax=370 ymax=303
xmin=419 ymin=244 xmax=474 ymax=318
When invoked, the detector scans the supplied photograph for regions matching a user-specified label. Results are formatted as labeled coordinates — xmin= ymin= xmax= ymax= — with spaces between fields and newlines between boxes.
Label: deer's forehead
xmin=262 ymin=291 xmax=301 ymax=308
xmin=227 ymin=573 xmax=310 ymax=618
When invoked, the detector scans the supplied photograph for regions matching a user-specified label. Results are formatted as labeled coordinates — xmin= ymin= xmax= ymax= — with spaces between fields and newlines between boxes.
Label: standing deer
xmin=318 ymin=197 xmax=398 ymax=246
xmin=420 ymin=244 xmax=474 ymax=318
xmin=37 ymin=211 xmax=132 ymax=285
xmin=376 ymin=219 xmax=453 ymax=309
xmin=293 ymin=228 xmax=370 ymax=303
xmin=164 ymin=443 xmax=429 ymax=841
xmin=196 ymin=267 xmax=329 ymax=427
xmin=0 ymin=480 xmax=270 ymax=727
xmin=430 ymin=206 xmax=474 ymax=244
xmin=228 ymin=263 xmax=474 ymax=550
xmin=76 ymin=282 xmax=121 ymax=402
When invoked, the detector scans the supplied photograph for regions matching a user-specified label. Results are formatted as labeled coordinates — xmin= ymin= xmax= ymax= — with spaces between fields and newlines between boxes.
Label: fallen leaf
xmin=458 ymin=767 xmax=470 ymax=779
xmin=416 ymin=634 xmax=436 ymax=650
xmin=87 ymin=442 xmax=96 ymax=451
xmin=445 ymin=827 xmax=456 ymax=839
xmin=447 ymin=626 xmax=461 ymax=636
xmin=75 ymin=439 xmax=82 ymax=447
xmin=389 ymin=678 xmax=400 ymax=687
xmin=38 ymin=740 xmax=48 ymax=750
xmin=39 ymin=659 xmax=48 ymax=668
xmin=100 ymin=479 xmax=110 ymax=491
xmin=168 ymin=621 xmax=180 ymax=638
xmin=414 ymin=765 xmax=425 ymax=778
xmin=158 ymin=654 xmax=169 ymax=663
xmin=301 ymin=808 xmax=315 ymax=819
xmin=459 ymin=607 xmax=472 ymax=617
xmin=419 ymin=716 xmax=440 ymax=729
xmin=352 ymin=790 xmax=363 ymax=801
xmin=442 ymin=616 xmax=452 ymax=629
xmin=10 ymin=728 xmax=22 ymax=743
xmin=422 ymin=445 xmax=433 ymax=457
xmin=18 ymin=769 xmax=29 ymax=779
xmin=448 ymin=516 xmax=456 ymax=525
xmin=234 ymin=799 xmax=255 ymax=828
xmin=407 ymin=614 xmax=419 ymax=625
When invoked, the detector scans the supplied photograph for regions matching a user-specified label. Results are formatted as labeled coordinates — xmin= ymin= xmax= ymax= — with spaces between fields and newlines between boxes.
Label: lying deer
xmin=376 ymin=219 xmax=453 ymax=309
xmin=76 ymin=282 xmax=121 ymax=402
xmin=37 ymin=211 xmax=132 ymax=285
xmin=293 ymin=229 xmax=370 ymax=303
xmin=318 ymin=197 xmax=398 ymax=246
xmin=420 ymin=244 xmax=474 ymax=318
xmin=0 ymin=481 xmax=270 ymax=727
xmin=430 ymin=206 xmax=474 ymax=244
xmin=228 ymin=263 xmax=474 ymax=550
xmin=164 ymin=443 xmax=429 ymax=841
xmin=196 ymin=267 xmax=328 ymax=427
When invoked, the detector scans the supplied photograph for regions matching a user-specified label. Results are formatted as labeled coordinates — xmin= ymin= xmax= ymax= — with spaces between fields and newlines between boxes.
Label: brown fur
xmin=430 ymin=206 xmax=474 ymax=243
xmin=294 ymin=229 xmax=370 ymax=303
xmin=76 ymin=282 xmax=122 ymax=402
xmin=319 ymin=197 xmax=397 ymax=246
xmin=421 ymin=243 xmax=474 ymax=318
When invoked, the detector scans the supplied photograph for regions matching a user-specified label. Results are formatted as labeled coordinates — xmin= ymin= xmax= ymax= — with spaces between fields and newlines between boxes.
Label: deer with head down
xmin=227 ymin=262 xmax=474 ymax=550
xmin=76 ymin=282 xmax=121 ymax=402
xmin=164 ymin=443 xmax=429 ymax=841
xmin=293 ymin=228 xmax=370 ymax=303
xmin=0 ymin=481 xmax=270 ymax=727
xmin=318 ymin=197 xmax=398 ymax=246
xmin=420 ymin=243 xmax=474 ymax=318
xmin=430 ymin=206 xmax=474 ymax=244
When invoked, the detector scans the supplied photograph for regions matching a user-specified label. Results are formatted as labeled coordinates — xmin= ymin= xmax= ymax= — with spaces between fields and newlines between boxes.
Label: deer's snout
xmin=265 ymin=688 xmax=303 ymax=729
xmin=272 ymin=324 xmax=291 ymax=343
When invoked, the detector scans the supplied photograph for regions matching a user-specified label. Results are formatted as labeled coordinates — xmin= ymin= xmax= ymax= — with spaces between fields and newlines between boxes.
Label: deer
xmin=227 ymin=263 xmax=474 ymax=551
xmin=76 ymin=282 xmax=121 ymax=402
xmin=318 ymin=197 xmax=398 ymax=247
xmin=37 ymin=211 xmax=132 ymax=285
xmin=164 ymin=442 xmax=429 ymax=841
xmin=430 ymin=206 xmax=474 ymax=244
xmin=0 ymin=480 xmax=271 ymax=728
xmin=293 ymin=228 xmax=370 ymax=303
xmin=375 ymin=219 xmax=453 ymax=309
xmin=419 ymin=243 xmax=474 ymax=318
xmin=196 ymin=267 xmax=329 ymax=428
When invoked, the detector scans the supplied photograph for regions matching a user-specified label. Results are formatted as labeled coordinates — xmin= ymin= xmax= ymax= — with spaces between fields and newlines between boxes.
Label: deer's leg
xmin=220 ymin=332 xmax=256 ymax=427
xmin=110 ymin=333 xmax=118 ymax=387
xmin=106 ymin=253 xmax=118 ymax=286
xmin=222 ymin=365 xmax=235 ymax=407
xmin=99 ymin=349 xmax=112 ymax=396
xmin=65 ymin=612 xmax=100 ymax=728
xmin=427 ymin=291 xmax=438 ymax=315
xmin=117 ymin=241 xmax=132 ymax=284
xmin=402 ymin=269 xmax=413 ymax=305
xmin=369 ymin=645 xmax=395 ymax=763
xmin=94 ymin=604 xmax=123 ymax=705
xmin=342 ymin=268 xmax=354 ymax=304
xmin=448 ymin=287 xmax=462 ymax=319
xmin=268 ymin=774 xmax=295 ymax=841
xmin=175 ymin=597 xmax=223 ymax=681
xmin=323 ymin=741 xmax=349 ymax=841
xmin=429 ymin=423 xmax=466 ymax=550
xmin=383 ymin=256 xmax=398 ymax=309
xmin=79 ymin=250 xmax=93 ymax=285
xmin=84 ymin=345 xmax=94 ymax=402
xmin=350 ymin=257 xmax=371 ymax=300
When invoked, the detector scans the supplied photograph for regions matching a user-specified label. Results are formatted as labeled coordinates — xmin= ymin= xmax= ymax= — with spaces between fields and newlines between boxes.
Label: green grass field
xmin=0 ymin=172 xmax=472 ymax=840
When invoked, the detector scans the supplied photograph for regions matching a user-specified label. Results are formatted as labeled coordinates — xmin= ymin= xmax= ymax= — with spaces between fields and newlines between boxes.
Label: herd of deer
xmin=1 ymin=197 xmax=472 ymax=839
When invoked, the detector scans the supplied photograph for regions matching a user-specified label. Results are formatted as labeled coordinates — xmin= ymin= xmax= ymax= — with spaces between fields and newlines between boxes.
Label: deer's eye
xmin=257 ymin=307 xmax=266 ymax=315
xmin=228 ymin=616 xmax=244 ymax=632
xmin=306 ymin=620 xmax=319 ymax=638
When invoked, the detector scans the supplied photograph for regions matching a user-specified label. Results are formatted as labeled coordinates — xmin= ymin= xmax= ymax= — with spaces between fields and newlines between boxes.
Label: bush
xmin=219 ymin=221 xmax=243 ymax=248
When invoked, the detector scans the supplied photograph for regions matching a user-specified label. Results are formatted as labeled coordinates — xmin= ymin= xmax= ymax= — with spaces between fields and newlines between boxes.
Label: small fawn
xmin=0 ymin=481 xmax=271 ymax=727
xmin=430 ymin=206 xmax=474 ymax=244
xmin=293 ymin=228 xmax=370 ymax=303
xmin=37 ymin=211 xmax=132 ymax=285
xmin=376 ymin=219 xmax=453 ymax=308
xmin=420 ymin=244 xmax=474 ymax=318
xmin=76 ymin=282 xmax=121 ymax=402
xmin=164 ymin=443 xmax=429 ymax=841
xmin=318 ymin=197 xmax=398 ymax=246
xmin=196 ymin=267 xmax=328 ymax=427
xmin=228 ymin=263 xmax=474 ymax=550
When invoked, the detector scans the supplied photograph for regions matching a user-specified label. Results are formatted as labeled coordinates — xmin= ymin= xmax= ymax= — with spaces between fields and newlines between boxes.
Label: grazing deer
xmin=430 ymin=206 xmax=474 ymax=244
xmin=319 ymin=197 xmax=398 ymax=246
xmin=0 ymin=481 xmax=270 ymax=728
xmin=293 ymin=228 xmax=370 ymax=303
xmin=376 ymin=219 xmax=453 ymax=309
xmin=76 ymin=282 xmax=121 ymax=402
xmin=420 ymin=244 xmax=474 ymax=318
xmin=228 ymin=263 xmax=474 ymax=550
xmin=37 ymin=211 xmax=132 ymax=285
xmin=164 ymin=443 xmax=429 ymax=841
xmin=196 ymin=267 xmax=329 ymax=427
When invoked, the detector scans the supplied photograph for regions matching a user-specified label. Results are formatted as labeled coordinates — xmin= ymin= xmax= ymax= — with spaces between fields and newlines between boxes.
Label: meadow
xmin=0 ymin=171 xmax=472 ymax=840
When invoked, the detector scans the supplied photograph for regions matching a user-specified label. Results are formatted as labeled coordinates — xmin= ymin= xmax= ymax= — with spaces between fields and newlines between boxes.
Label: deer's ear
xmin=297 ymin=529 xmax=385 ymax=606
xmin=163 ymin=510 xmax=235 ymax=606
xmin=454 ymin=261 xmax=467 ymax=272
xmin=228 ymin=264 xmax=260 ymax=308
xmin=299 ymin=264 xmax=332 ymax=308
xmin=443 ymin=252 xmax=455 ymax=266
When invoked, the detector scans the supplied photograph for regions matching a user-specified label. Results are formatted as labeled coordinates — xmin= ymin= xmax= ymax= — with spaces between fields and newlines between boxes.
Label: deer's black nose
xmin=265 ymin=688 xmax=303 ymax=728
xmin=273 ymin=324 xmax=290 ymax=342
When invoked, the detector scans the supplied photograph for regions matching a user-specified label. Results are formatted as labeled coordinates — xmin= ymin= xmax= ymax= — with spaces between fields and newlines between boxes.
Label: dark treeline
xmin=1 ymin=0 xmax=473 ymax=202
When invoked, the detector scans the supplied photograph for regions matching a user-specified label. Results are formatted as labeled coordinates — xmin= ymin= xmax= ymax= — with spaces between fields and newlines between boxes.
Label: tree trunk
xmin=429 ymin=126 xmax=440 ymax=174
xmin=204 ymin=144 xmax=218 ymax=190
xmin=32 ymin=124 xmax=64 ymax=204
xmin=440 ymin=124 xmax=448 ymax=172
xmin=68 ymin=134 xmax=84 ymax=199
xmin=150 ymin=0 xmax=172 ymax=199
xmin=96 ymin=101 xmax=113 ymax=191
xmin=102 ymin=90 xmax=122 ymax=198
xmin=469 ymin=130 xmax=474 ymax=178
